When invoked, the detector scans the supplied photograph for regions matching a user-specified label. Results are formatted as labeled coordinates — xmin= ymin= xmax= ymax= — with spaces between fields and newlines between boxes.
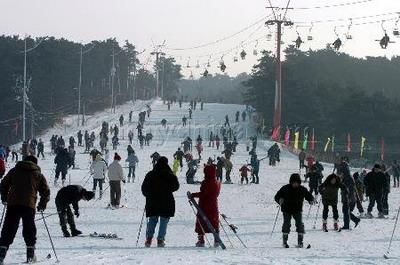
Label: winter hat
xmin=373 ymin=164 xmax=381 ymax=170
xmin=83 ymin=190 xmax=95 ymax=201
xmin=114 ymin=153 xmax=121 ymax=161
xmin=158 ymin=156 xmax=168 ymax=165
xmin=289 ymin=173 xmax=301 ymax=184
xmin=24 ymin=155 xmax=38 ymax=165
xmin=204 ymin=164 xmax=216 ymax=178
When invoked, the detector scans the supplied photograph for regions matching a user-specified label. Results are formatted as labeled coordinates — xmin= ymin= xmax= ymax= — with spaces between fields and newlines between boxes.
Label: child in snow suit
xmin=239 ymin=165 xmax=250 ymax=184
xmin=305 ymin=165 xmax=322 ymax=196
xmin=318 ymin=174 xmax=344 ymax=231
xmin=190 ymin=165 xmax=221 ymax=247
xmin=274 ymin=174 xmax=314 ymax=248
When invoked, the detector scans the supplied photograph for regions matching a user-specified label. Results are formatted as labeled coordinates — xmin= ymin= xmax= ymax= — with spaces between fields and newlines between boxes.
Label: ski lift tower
xmin=266 ymin=0 xmax=293 ymax=141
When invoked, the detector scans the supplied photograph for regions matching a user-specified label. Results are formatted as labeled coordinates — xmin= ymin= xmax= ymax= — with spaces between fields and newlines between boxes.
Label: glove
xmin=74 ymin=210 xmax=80 ymax=218
xmin=278 ymin=198 xmax=284 ymax=205
xmin=122 ymin=180 xmax=126 ymax=184
xmin=37 ymin=205 xmax=46 ymax=212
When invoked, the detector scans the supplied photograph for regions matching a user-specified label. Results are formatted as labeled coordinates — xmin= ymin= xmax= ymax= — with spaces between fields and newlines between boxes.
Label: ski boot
xmin=127 ymin=178 xmax=131 ymax=183
xmin=282 ymin=233 xmax=289 ymax=248
xmin=322 ymin=221 xmax=328 ymax=232
xmin=145 ymin=238 xmax=152 ymax=248
xmin=366 ymin=212 xmax=374 ymax=219
xmin=26 ymin=246 xmax=37 ymax=263
xmin=157 ymin=239 xmax=165 ymax=248
xmin=195 ymin=235 xmax=205 ymax=247
xmin=333 ymin=221 xmax=339 ymax=231
xmin=297 ymin=233 xmax=304 ymax=248
xmin=214 ymin=240 xmax=220 ymax=248
xmin=62 ymin=226 xmax=71 ymax=237
xmin=0 ymin=246 xmax=8 ymax=265
xmin=378 ymin=212 xmax=385 ymax=218
xmin=71 ymin=228 xmax=82 ymax=237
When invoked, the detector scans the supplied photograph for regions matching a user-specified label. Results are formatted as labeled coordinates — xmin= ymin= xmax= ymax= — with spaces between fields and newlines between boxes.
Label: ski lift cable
xmin=165 ymin=14 xmax=273 ymax=51
xmin=290 ymin=0 xmax=374 ymax=10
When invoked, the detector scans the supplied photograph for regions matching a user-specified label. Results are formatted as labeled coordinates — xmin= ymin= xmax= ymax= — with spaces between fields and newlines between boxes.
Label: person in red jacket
xmin=191 ymin=164 xmax=221 ymax=247
xmin=239 ymin=165 xmax=251 ymax=185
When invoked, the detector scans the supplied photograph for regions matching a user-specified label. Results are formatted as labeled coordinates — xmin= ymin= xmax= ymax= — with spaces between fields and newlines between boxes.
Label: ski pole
xmin=219 ymin=220 xmax=234 ymax=248
xmin=0 ymin=205 xmax=6 ymax=230
xmin=40 ymin=211 xmax=59 ymax=263
xmin=313 ymin=198 xmax=322 ymax=230
xmin=136 ymin=207 xmax=146 ymax=247
xmin=220 ymin=214 xmax=247 ymax=248
xmin=271 ymin=205 xmax=280 ymax=237
xmin=306 ymin=203 xmax=313 ymax=219
xmin=188 ymin=201 xmax=211 ymax=247
xmin=384 ymin=205 xmax=400 ymax=259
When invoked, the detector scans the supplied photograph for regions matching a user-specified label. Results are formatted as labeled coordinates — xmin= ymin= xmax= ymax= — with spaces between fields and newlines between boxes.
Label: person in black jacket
xmin=305 ymin=165 xmax=322 ymax=196
xmin=364 ymin=164 xmax=387 ymax=218
xmin=141 ymin=157 xmax=179 ymax=248
xmin=173 ymin=148 xmax=184 ymax=168
xmin=216 ymin=157 xmax=224 ymax=182
xmin=319 ymin=174 xmax=344 ymax=231
xmin=55 ymin=185 xmax=94 ymax=237
xmin=54 ymin=148 xmax=72 ymax=186
xmin=274 ymin=173 xmax=314 ymax=248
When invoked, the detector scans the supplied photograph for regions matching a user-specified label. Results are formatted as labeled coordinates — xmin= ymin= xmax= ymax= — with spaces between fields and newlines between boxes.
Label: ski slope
xmin=3 ymin=100 xmax=400 ymax=264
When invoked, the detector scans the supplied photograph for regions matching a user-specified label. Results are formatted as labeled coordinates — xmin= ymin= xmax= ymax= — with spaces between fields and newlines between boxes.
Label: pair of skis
xmin=187 ymin=192 xmax=247 ymax=250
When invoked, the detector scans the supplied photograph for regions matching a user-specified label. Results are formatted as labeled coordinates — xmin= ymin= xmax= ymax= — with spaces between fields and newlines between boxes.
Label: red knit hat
xmin=114 ymin=153 xmax=121 ymax=161
xmin=204 ymin=164 xmax=216 ymax=178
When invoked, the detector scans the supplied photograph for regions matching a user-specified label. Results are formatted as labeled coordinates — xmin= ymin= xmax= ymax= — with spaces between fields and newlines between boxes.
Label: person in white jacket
xmin=108 ymin=153 xmax=125 ymax=208
xmin=90 ymin=154 xmax=107 ymax=198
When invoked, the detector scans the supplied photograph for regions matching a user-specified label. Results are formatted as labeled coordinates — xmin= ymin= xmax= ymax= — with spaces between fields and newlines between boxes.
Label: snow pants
xmin=282 ymin=212 xmax=304 ymax=234
xmin=55 ymin=200 xmax=75 ymax=229
xmin=127 ymin=166 xmax=136 ymax=182
xmin=0 ymin=206 xmax=36 ymax=248
xmin=110 ymin=181 xmax=121 ymax=207
xmin=322 ymin=203 xmax=339 ymax=221
xmin=342 ymin=201 xmax=359 ymax=228
xmin=382 ymin=192 xmax=389 ymax=215
xmin=367 ymin=193 xmax=383 ymax=213
xmin=55 ymin=167 xmax=67 ymax=180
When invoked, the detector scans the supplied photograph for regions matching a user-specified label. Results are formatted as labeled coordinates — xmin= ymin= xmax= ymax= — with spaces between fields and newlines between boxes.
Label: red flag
xmin=347 ymin=133 xmax=352 ymax=152
xmin=284 ymin=128 xmax=290 ymax=146
xmin=311 ymin=129 xmax=316 ymax=151
xmin=381 ymin=137 xmax=385 ymax=161
xmin=271 ymin=125 xmax=280 ymax=141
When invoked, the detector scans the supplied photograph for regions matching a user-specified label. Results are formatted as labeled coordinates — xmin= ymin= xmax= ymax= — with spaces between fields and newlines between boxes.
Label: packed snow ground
xmin=3 ymin=100 xmax=400 ymax=264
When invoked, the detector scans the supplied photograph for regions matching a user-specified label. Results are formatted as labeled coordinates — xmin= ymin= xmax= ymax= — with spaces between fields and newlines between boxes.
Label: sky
xmin=0 ymin=0 xmax=399 ymax=78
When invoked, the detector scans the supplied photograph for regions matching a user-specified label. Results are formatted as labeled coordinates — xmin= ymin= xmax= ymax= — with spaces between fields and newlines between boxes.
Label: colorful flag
xmin=302 ymin=131 xmax=308 ymax=150
xmin=294 ymin=131 xmax=300 ymax=150
xmin=311 ymin=129 xmax=316 ymax=151
xmin=324 ymin=137 xmax=331 ymax=152
xmin=284 ymin=128 xmax=290 ymax=146
xmin=271 ymin=125 xmax=280 ymax=141
xmin=331 ymin=135 xmax=335 ymax=152
xmin=381 ymin=137 xmax=385 ymax=161
xmin=347 ymin=133 xmax=351 ymax=152
xmin=360 ymin=137 xmax=366 ymax=157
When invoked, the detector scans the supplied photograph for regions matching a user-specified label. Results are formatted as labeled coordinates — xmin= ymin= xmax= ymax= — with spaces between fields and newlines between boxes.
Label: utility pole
xmin=266 ymin=1 xmax=293 ymax=140
xmin=78 ymin=45 xmax=83 ymax=126
xmin=111 ymin=47 xmax=116 ymax=113
xmin=23 ymin=38 xmax=27 ymax=141
xmin=150 ymin=42 xmax=165 ymax=99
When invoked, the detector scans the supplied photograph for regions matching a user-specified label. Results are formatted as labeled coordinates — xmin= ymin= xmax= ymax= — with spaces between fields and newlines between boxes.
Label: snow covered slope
xmin=3 ymin=100 xmax=400 ymax=264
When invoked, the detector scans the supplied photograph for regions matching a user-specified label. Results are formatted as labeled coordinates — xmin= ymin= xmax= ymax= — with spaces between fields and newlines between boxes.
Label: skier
xmin=145 ymin=133 xmax=153 ymax=146
xmin=319 ymin=174 xmax=343 ymax=231
xmin=112 ymin=135 xmax=119 ymax=150
xmin=239 ymin=164 xmax=250 ymax=184
xmin=182 ymin=116 xmax=187 ymax=127
xmin=224 ymin=115 xmax=230 ymax=127
xmin=161 ymin=119 xmax=167 ymax=128
xmin=142 ymin=157 xmax=179 ymax=247
xmin=274 ymin=173 xmax=314 ymax=248
xmin=54 ymin=148 xmax=72 ymax=186
xmin=190 ymin=164 xmax=221 ymax=247
xmin=37 ymin=139 xmax=45 ymax=159
xmin=0 ymin=156 xmax=50 ymax=263
xmin=173 ymin=148 xmax=184 ymax=168
xmin=55 ymin=185 xmax=94 ymax=238
xmin=298 ymin=149 xmax=306 ymax=170
xmin=172 ymin=159 xmax=180 ymax=175
xmin=250 ymin=154 xmax=260 ymax=184
xmin=128 ymin=130 xmax=134 ymax=145
xmin=119 ymin=115 xmax=124 ymax=127
xmin=215 ymin=135 xmax=221 ymax=150
xmin=151 ymin=152 xmax=161 ymax=167
xmin=364 ymin=164 xmax=387 ymax=218
xmin=223 ymin=157 xmax=233 ymax=184
xmin=353 ymin=172 xmax=365 ymax=215
xmin=90 ymin=154 xmax=107 ymax=199
xmin=392 ymin=160 xmax=400 ymax=187
xmin=108 ymin=153 xmax=125 ymax=208
xmin=182 ymin=138 xmax=192 ymax=153
xmin=189 ymin=108 xmax=193 ymax=119
xmin=216 ymin=157 xmax=224 ymax=182
xmin=381 ymin=164 xmax=391 ymax=215
xmin=186 ymin=159 xmax=200 ymax=184
xmin=126 ymin=150 xmax=139 ymax=182
xmin=242 ymin=111 xmax=246 ymax=122
xmin=305 ymin=165 xmax=322 ymax=196
xmin=195 ymin=142 xmax=203 ymax=160
xmin=77 ymin=130 xmax=83 ymax=147
xmin=69 ymin=136 xmax=76 ymax=149
xmin=129 ymin=111 xmax=133 ymax=123
xmin=68 ymin=145 xmax=76 ymax=169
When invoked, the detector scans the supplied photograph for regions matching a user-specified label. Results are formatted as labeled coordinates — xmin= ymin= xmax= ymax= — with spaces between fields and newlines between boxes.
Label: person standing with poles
xmin=108 ymin=153 xmax=126 ymax=208
xmin=125 ymin=150 xmax=139 ymax=183
xmin=0 ymin=155 xmax=50 ymax=264
xmin=90 ymin=154 xmax=107 ymax=199
xmin=274 ymin=173 xmax=314 ymax=248
xmin=141 ymin=157 xmax=179 ymax=248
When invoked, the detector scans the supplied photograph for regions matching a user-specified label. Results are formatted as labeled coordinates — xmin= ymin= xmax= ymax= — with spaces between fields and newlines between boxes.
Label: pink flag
xmin=284 ymin=128 xmax=290 ymax=146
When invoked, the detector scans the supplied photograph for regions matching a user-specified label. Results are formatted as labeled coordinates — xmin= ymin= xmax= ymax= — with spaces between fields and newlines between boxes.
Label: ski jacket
xmin=141 ymin=160 xmax=179 ymax=218
xmin=174 ymin=150 xmax=184 ymax=160
xmin=1 ymin=161 xmax=50 ymax=210
xmin=125 ymin=153 xmax=139 ymax=167
xmin=55 ymin=185 xmax=86 ymax=212
xmin=90 ymin=157 xmax=107 ymax=179
xmin=274 ymin=184 xmax=314 ymax=213
xmin=364 ymin=171 xmax=387 ymax=196
xmin=108 ymin=160 xmax=125 ymax=182
xmin=239 ymin=166 xmax=250 ymax=177
xmin=306 ymin=172 xmax=322 ymax=188
xmin=319 ymin=175 xmax=345 ymax=205
xmin=192 ymin=165 xmax=221 ymax=234
xmin=54 ymin=149 xmax=72 ymax=171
